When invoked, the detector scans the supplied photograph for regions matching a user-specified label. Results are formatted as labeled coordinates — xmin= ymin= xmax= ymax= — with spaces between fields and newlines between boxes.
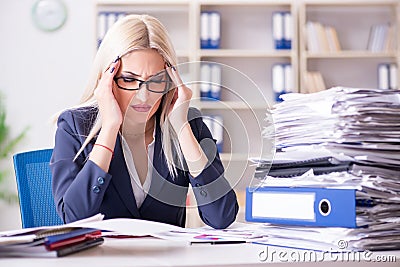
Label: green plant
xmin=0 ymin=95 xmax=27 ymax=203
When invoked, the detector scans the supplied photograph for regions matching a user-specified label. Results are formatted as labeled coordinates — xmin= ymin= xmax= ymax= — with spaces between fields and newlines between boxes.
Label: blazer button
xmin=97 ymin=177 xmax=105 ymax=185
xmin=200 ymin=190 xmax=207 ymax=197
xmin=92 ymin=186 xmax=100 ymax=194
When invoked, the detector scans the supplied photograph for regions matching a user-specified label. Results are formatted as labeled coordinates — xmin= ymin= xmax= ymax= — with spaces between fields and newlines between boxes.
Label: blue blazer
xmin=50 ymin=107 xmax=238 ymax=229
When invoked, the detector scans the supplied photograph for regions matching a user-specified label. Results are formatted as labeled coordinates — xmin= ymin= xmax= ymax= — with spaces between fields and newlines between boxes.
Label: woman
xmin=50 ymin=14 xmax=238 ymax=229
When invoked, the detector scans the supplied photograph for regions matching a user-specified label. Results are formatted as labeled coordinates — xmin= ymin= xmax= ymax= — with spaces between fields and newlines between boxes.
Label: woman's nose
xmin=135 ymin=86 xmax=148 ymax=102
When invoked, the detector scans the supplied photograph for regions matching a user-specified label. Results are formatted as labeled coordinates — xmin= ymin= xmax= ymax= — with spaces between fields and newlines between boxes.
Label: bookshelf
xmin=299 ymin=0 xmax=400 ymax=92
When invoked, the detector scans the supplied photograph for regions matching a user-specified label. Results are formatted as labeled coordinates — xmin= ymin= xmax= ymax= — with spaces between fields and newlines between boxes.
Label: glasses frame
xmin=113 ymin=69 xmax=175 ymax=94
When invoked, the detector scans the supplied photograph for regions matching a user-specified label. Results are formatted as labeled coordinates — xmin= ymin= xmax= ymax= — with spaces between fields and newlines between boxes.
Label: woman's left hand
xmin=167 ymin=66 xmax=193 ymax=133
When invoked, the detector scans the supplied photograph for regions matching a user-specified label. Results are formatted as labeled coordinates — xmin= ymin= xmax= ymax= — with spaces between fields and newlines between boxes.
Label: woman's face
xmin=113 ymin=49 xmax=166 ymax=125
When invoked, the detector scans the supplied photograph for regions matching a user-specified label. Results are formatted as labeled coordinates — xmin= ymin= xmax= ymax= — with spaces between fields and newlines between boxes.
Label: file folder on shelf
xmin=245 ymin=186 xmax=357 ymax=228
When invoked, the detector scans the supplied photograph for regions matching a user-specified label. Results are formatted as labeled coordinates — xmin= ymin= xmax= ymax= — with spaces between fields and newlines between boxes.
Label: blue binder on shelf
xmin=245 ymin=186 xmax=357 ymax=228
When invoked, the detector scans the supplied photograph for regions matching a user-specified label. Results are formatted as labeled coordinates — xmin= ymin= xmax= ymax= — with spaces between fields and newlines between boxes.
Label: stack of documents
xmin=247 ymin=87 xmax=400 ymax=251
xmin=0 ymin=227 xmax=103 ymax=257
xmin=263 ymin=86 xmax=400 ymax=180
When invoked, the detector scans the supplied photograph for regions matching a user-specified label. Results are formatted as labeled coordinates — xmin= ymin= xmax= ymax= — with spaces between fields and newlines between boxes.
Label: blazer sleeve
xmin=50 ymin=109 xmax=112 ymax=223
xmin=187 ymin=108 xmax=239 ymax=229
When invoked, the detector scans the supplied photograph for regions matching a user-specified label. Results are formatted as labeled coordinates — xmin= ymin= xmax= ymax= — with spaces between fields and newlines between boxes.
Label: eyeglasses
xmin=113 ymin=69 xmax=175 ymax=93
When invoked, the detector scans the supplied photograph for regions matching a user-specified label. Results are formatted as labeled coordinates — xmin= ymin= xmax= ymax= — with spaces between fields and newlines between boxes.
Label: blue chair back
xmin=13 ymin=149 xmax=63 ymax=228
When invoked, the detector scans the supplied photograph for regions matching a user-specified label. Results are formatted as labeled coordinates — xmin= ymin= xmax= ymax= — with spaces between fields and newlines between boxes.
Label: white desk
xmin=0 ymin=238 xmax=399 ymax=267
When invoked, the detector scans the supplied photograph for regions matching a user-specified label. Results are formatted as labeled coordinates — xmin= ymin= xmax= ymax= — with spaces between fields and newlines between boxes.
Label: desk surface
xmin=0 ymin=238 xmax=399 ymax=267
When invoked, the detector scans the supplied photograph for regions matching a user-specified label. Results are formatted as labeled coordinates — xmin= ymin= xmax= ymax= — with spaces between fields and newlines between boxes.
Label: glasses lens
xmin=147 ymin=70 xmax=172 ymax=93
xmin=116 ymin=77 xmax=140 ymax=90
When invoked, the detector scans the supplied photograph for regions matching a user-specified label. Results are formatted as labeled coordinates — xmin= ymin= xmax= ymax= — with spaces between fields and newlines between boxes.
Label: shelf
xmin=200 ymin=49 xmax=293 ymax=58
xmin=303 ymin=0 xmax=398 ymax=7
xmin=304 ymin=51 xmax=398 ymax=59
xmin=299 ymin=0 xmax=400 ymax=92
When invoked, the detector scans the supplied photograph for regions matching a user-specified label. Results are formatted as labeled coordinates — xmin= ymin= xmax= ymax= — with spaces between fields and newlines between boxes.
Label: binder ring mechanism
xmin=319 ymin=199 xmax=331 ymax=216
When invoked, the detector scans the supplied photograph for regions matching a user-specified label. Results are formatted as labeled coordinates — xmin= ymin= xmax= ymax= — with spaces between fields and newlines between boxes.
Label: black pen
xmin=191 ymin=240 xmax=246 ymax=245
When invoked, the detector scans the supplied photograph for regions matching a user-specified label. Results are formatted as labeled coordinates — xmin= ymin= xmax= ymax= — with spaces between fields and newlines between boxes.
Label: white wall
xmin=0 ymin=0 xmax=95 ymax=230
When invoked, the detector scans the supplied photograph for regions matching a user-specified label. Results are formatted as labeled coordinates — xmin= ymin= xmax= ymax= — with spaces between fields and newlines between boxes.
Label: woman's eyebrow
xmin=121 ymin=70 xmax=156 ymax=78
xmin=121 ymin=71 xmax=141 ymax=77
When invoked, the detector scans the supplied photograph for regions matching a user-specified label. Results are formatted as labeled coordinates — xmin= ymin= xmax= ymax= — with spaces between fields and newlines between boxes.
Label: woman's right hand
xmin=94 ymin=57 xmax=122 ymax=132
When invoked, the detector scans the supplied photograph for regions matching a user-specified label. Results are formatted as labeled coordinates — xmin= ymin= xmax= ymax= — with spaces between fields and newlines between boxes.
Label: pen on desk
xmin=191 ymin=240 xmax=246 ymax=245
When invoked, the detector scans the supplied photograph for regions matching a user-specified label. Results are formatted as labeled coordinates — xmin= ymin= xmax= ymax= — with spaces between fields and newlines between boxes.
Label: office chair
xmin=13 ymin=148 xmax=63 ymax=228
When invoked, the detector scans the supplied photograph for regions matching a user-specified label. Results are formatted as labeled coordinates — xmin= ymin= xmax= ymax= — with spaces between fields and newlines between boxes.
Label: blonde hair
xmin=57 ymin=14 xmax=184 ymax=176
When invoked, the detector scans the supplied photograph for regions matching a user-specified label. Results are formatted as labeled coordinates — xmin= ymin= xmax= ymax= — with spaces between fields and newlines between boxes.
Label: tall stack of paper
xmin=248 ymin=87 xmax=400 ymax=251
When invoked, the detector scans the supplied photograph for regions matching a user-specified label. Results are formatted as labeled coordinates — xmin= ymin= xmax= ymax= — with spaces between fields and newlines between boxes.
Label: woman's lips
xmin=131 ymin=104 xmax=151 ymax=112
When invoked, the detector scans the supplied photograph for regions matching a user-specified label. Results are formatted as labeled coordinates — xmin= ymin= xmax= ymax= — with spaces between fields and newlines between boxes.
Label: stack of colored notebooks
xmin=0 ymin=227 xmax=103 ymax=257
xmin=247 ymin=87 xmax=400 ymax=251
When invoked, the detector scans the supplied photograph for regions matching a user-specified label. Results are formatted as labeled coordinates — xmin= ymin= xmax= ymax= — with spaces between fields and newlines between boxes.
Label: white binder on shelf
xmin=213 ymin=115 xmax=224 ymax=153
xmin=283 ymin=12 xmax=292 ymax=49
xmin=200 ymin=63 xmax=211 ymax=99
xmin=97 ymin=12 xmax=107 ymax=47
xmin=210 ymin=64 xmax=221 ymax=100
xmin=209 ymin=12 xmax=221 ymax=49
xmin=389 ymin=63 xmax=398 ymax=89
xmin=97 ymin=12 xmax=126 ymax=48
xmin=272 ymin=12 xmax=284 ymax=50
xmin=272 ymin=64 xmax=284 ymax=102
xmin=201 ymin=115 xmax=223 ymax=153
xmin=202 ymin=116 xmax=213 ymax=136
xmin=378 ymin=63 xmax=389 ymax=89
xmin=200 ymin=12 xmax=209 ymax=49
xmin=106 ymin=12 xmax=117 ymax=32
xmin=283 ymin=63 xmax=293 ymax=94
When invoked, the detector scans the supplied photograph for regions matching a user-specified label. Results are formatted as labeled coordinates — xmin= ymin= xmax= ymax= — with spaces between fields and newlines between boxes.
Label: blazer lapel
xmin=109 ymin=135 xmax=141 ymax=218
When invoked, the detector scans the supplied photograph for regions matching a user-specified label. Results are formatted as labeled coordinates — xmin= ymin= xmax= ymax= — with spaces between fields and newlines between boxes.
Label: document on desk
xmin=74 ymin=218 xmax=184 ymax=237
xmin=151 ymin=223 xmax=266 ymax=244
xmin=0 ymin=213 xmax=104 ymax=239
